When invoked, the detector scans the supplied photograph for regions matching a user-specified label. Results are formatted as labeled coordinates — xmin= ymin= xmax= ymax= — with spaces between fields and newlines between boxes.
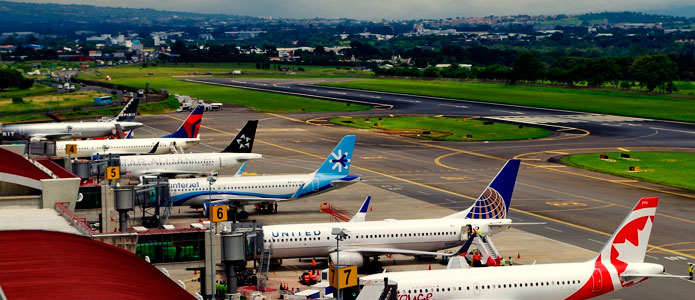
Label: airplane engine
xmin=329 ymin=251 xmax=364 ymax=268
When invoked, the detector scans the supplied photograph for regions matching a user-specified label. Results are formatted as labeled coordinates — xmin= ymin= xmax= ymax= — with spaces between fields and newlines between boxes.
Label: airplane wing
xmin=30 ymin=133 xmax=74 ymax=141
xmin=334 ymin=246 xmax=454 ymax=257
xmin=204 ymin=196 xmax=289 ymax=205
xmin=136 ymin=170 xmax=210 ymax=178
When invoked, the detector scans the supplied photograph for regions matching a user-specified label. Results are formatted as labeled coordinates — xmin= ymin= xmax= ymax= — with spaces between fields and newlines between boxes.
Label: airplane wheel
xmin=238 ymin=210 xmax=249 ymax=220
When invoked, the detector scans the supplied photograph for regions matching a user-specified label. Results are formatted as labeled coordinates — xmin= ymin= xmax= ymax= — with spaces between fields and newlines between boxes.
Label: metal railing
xmin=55 ymin=202 xmax=95 ymax=237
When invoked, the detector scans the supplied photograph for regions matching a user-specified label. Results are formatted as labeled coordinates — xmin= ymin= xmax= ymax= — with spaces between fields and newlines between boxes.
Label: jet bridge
xmin=356 ymin=277 xmax=398 ymax=300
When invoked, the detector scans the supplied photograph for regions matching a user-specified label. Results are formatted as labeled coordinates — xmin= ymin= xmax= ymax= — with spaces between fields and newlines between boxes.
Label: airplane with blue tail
xmin=260 ymin=159 xmax=529 ymax=268
xmin=168 ymin=135 xmax=359 ymax=218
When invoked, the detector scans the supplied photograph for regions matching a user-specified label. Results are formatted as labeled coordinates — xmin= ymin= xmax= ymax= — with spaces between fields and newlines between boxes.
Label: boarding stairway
xmin=257 ymin=244 xmax=272 ymax=290
xmin=319 ymin=202 xmax=352 ymax=222
xmin=474 ymin=235 xmax=500 ymax=262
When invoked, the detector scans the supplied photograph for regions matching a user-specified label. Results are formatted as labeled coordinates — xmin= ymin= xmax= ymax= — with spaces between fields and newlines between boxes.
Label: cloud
xmin=16 ymin=0 xmax=695 ymax=19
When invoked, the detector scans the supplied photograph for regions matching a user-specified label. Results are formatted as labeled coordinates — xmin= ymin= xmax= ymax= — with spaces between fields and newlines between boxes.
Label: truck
xmin=93 ymin=96 xmax=113 ymax=106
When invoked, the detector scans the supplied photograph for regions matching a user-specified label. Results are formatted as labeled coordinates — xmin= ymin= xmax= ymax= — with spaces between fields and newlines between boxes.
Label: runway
xmin=137 ymin=78 xmax=695 ymax=298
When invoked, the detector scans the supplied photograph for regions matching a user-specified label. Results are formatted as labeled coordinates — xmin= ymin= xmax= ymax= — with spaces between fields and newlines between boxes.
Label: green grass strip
xmin=561 ymin=152 xmax=695 ymax=190
xmin=330 ymin=116 xmax=551 ymax=141
xmin=320 ymin=79 xmax=695 ymax=122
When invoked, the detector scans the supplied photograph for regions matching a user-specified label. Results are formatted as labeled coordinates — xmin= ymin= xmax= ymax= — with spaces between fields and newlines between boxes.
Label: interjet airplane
xmin=120 ymin=120 xmax=261 ymax=178
xmin=261 ymin=159 xmax=522 ymax=268
xmin=168 ymin=135 xmax=359 ymax=219
xmin=54 ymin=105 xmax=203 ymax=158
xmin=2 ymin=97 xmax=142 ymax=141
xmin=360 ymin=197 xmax=689 ymax=300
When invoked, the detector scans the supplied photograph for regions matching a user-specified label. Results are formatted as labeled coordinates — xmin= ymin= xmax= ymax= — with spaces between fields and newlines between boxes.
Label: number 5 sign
xmin=105 ymin=166 xmax=120 ymax=180
xmin=210 ymin=205 xmax=228 ymax=223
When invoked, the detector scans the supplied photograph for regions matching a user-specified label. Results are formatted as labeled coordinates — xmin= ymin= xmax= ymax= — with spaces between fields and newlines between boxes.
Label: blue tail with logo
xmin=163 ymin=105 xmax=204 ymax=138
xmin=314 ymin=135 xmax=356 ymax=176
xmin=444 ymin=159 xmax=520 ymax=220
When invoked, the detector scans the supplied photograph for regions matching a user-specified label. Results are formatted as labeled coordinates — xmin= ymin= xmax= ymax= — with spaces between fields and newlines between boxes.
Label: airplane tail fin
xmin=125 ymin=129 xmax=134 ymax=139
xmin=163 ymin=105 xmax=203 ymax=138
xmin=114 ymin=97 xmax=139 ymax=122
xmin=443 ymin=159 xmax=520 ymax=220
xmin=349 ymin=196 xmax=371 ymax=222
xmin=222 ymin=120 xmax=258 ymax=153
xmin=595 ymin=197 xmax=658 ymax=264
xmin=314 ymin=135 xmax=356 ymax=176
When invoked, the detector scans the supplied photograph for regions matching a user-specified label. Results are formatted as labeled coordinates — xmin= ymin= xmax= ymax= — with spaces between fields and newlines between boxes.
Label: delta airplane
xmin=168 ymin=135 xmax=360 ymax=218
xmin=261 ymin=159 xmax=521 ymax=268
xmin=360 ymin=197 xmax=687 ymax=300
xmin=54 ymin=105 xmax=203 ymax=158
xmin=2 ymin=97 xmax=142 ymax=141
xmin=120 ymin=120 xmax=262 ymax=178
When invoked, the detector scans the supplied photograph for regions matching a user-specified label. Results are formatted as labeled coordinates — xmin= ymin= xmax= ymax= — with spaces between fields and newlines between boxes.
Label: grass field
xmin=561 ymin=152 xmax=695 ymax=190
xmin=330 ymin=116 xmax=551 ymax=141
xmin=0 ymin=83 xmax=55 ymax=101
xmin=81 ymin=76 xmax=371 ymax=113
xmin=0 ymin=90 xmax=110 ymax=117
xmin=82 ymin=62 xmax=372 ymax=79
xmin=320 ymin=79 xmax=695 ymax=122
xmin=0 ymin=96 xmax=180 ymax=123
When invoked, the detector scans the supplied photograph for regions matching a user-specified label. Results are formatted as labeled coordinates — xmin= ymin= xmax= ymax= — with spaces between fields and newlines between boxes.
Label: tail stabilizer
xmin=314 ymin=135 xmax=356 ymax=176
xmin=114 ymin=97 xmax=139 ymax=122
xmin=125 ymin=129 xmax=134 ymax=139
xmin=595 ymin=197 xmax=659 ymax=264
xmin=349 ymin=196 xmax=371 ymax=222
xmin=163 ymin=105 xmax=203 ymax=138
xmin=222 ymin=120 xmax=258 ymax=153
xmin=234 ymin=162 xmax=247 ymax=177
xmin=444 ymin=159 xmax=520 ymax=219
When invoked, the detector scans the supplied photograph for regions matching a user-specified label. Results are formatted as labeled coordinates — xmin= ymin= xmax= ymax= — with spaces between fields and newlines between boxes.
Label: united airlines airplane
xmin=168 ymin=135 xmax=359 ymax=218
xmin=54 ymin=105 xmax=203 ymax=158
xmin=360 ymin=197 xmax=688 ymax=300
xmin=2 ymin=97 xmax=142 ymax=141
xmin=261 ymin=159 xmax=521 ymax=268
xmin=120 ymin=120 xmax=261 ymax=178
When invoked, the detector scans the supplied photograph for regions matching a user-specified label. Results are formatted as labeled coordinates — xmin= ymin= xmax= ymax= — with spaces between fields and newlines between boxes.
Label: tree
xmin=581 ymin=58 xmax=622 ymax=87
xmin=0 ymin=69 xmax=25 ymax=91
xmin=511 ymin=53 xmax=546 ymax=82
xmin=630 ymin=54 xmax=678 ymax=92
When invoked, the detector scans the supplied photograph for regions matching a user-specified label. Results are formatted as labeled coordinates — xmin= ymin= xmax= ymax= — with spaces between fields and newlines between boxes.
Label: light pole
xmin=207 ymin=174 xmax=217 ymax=300
xmin=332 ymin=227 xmax=350 ymax=300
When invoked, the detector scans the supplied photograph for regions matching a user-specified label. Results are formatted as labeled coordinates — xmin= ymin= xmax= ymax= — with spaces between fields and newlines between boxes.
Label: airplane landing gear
xmin=255 ymin=201 xmax=277 ymax=214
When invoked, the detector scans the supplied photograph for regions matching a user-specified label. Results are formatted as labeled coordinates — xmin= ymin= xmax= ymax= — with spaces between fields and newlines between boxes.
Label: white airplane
xmin=360 ymin=197 xmax=688 ymax=300
xmin=168 ymin=135 xmax=360 ymax=218
xmin=261 ymin=159 xmax=522 ymax=268
xmin=120 ymin=120 xmax=261 ymax=178
xmin=2 ymin=97 xmax=142 ymax=141
xmin=54 ymin=105 xmax=203 ymax=158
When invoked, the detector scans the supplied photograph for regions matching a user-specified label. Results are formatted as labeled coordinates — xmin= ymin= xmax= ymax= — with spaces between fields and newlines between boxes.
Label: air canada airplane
xmin=120 ymin=120 xmax=262 ymax=178
xmin=2 ymin=97 xmax=142 ymax=141
xmin=261 ymin=159 xmax=521 ymax=268
xmin=168 ymin=135 xmax=359 ymax=218
xmin=54 ymin=105 xmax=203 ymax=158
xmin=360 ymin=197 xmax=688 ymax=300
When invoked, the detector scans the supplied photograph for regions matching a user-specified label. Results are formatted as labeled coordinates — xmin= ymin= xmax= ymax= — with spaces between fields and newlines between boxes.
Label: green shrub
xmin=12 ymin=97 xmax=24 ymax=104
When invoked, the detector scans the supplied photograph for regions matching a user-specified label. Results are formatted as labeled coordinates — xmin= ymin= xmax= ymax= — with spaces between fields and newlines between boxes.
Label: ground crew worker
xmin=508 ymin=256 xmax=513 ymax=266
xmin=501 ymin=257 xmax=506 ymax=266
xmin=689 ymin=263 xmax=693 ymax=280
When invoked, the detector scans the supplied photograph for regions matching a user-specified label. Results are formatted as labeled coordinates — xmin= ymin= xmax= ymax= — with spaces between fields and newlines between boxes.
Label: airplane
xmin=168 ymin=135 xmax=360 ymax=218
xmin=54 ymin=105 xmax=203 ymax=158
xmin=1 ymin=97 xmax=142 ymax=141
xmin=260 ymin=159 xmax=522 ymax=268
xmin=119 ymin=120 xmax=262 ymax=178
xmin=359 ymin=197 xmax=688 ymax=300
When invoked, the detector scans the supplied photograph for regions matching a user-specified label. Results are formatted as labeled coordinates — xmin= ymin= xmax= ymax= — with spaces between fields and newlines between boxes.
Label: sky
xmin=15 ymin=0 xmax=695 ymax=19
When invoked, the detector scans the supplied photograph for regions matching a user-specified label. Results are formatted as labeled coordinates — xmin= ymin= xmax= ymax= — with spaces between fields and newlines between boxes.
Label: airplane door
xmin=591 ymin=268 xmax=602 ymax=293
xmin=474 ymin=282 xmax=481 ymax=296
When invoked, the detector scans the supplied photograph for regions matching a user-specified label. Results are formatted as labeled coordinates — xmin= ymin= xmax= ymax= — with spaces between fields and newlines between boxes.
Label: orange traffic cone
xmin=178 ymin=208 xmax=181 ymax=214
xmin=194 ymin=270 xmax=197 ymax=275
xmin=369 ymin=206 xmax=373 ymax=212
xmin=517 ymin=252 xmax=521 ymax=259
xmin=198 ymin=217 xmax=202 ymax=223
xmin=110 ymin=216 xmax=115 ymax=222
xmin=428 ymin=264 xmax=431 ymax=270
